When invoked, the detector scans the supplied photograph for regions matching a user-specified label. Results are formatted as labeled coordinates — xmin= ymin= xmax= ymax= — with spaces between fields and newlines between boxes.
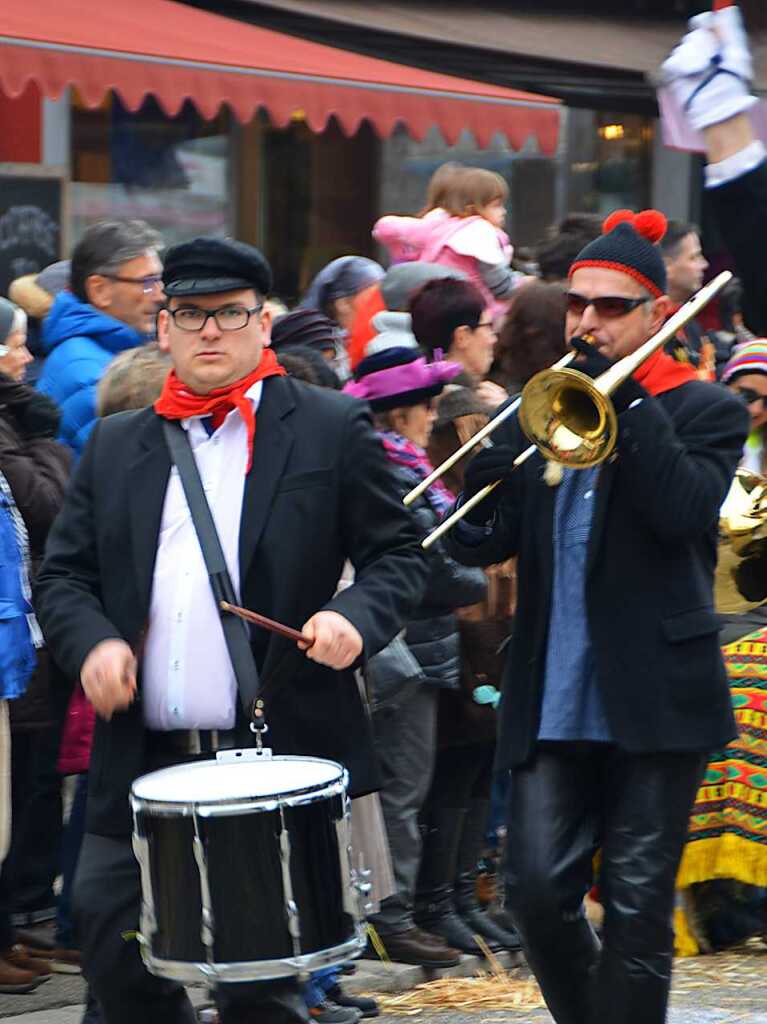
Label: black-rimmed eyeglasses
xmin=169 ymin=305 xmax=264 ymax=332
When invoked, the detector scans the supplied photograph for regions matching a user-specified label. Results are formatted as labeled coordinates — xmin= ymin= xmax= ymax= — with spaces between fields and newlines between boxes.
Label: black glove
xmin=461 ymin=444 xmax=519 ymax=525
xmin=734 ymin=554 xmax=767 ymax=603
xmin=568 ymin=336 xmax=646 ymax=414
xmin=7 ymin=388 xmax=61 ymax=439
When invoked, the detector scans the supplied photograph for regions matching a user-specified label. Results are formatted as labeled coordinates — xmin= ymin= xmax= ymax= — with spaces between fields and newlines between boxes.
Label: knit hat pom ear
xmin=633 ymin=210 xmax=668 ymax=245
xmin=602 ymin=209 xmax=635 ymax=234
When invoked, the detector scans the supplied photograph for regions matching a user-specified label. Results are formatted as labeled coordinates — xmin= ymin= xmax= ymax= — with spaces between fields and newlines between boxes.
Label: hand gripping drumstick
xmin=220 ymin=601 xmax=314 ymax=647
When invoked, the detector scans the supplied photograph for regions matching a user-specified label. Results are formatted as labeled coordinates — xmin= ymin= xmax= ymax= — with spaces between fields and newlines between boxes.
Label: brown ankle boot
xmin=7 ymin=945 xmax=53 ymax=978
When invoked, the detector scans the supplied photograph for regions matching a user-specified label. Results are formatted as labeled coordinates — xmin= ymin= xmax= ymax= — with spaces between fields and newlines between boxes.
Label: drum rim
xmin=130 ymin=753 xmax=348 ymax=808
xmin=139 ymin=929 xmax=367 ymax=984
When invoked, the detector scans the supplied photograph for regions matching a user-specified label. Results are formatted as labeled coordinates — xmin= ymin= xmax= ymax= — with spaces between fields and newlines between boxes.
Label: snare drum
xmin=130 ymin=751 xmax=368 ymax=984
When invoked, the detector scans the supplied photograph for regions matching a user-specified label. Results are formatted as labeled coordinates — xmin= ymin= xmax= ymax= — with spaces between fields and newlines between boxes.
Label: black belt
xmin=147 ymin=728 xmax=238 ymax=760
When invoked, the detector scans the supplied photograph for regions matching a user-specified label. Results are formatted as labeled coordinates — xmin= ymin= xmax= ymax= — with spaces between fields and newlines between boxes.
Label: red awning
xmin=0 ymin=0 xmax=560 ymax=152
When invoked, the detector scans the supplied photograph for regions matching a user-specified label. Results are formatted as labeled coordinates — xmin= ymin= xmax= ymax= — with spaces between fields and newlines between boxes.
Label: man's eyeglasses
xmin=103 ymin=274 xmax=163 ymax=295
xmin=734 ymin=386 xmax=767 ymax=411
xmin=169 ymin=304 xmax=263 ymax=332
xmin=476 ymin=319 xmax=497 ymax=335
xmin=566 ymin=293 xmax=648 ymax=320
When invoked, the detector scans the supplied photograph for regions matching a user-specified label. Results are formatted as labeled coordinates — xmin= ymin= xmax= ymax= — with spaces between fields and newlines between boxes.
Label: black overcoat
xmin=447 ymin=379 xmax=749 ymax=769
xmin=36 ymin=376 xmax=429 ymax=836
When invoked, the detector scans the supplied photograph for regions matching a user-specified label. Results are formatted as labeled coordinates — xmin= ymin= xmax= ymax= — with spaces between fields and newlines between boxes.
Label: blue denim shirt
xmin=538 ymin=467 xmax=611 ymax=741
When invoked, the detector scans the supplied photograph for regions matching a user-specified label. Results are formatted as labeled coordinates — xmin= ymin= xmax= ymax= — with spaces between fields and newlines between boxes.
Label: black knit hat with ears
xmin=569 ymin=209 xmax=669 ymax=298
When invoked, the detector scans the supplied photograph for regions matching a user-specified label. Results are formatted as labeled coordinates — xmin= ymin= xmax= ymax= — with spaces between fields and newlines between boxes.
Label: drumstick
xmin=220 ymin=601 xmax=314 ymax=647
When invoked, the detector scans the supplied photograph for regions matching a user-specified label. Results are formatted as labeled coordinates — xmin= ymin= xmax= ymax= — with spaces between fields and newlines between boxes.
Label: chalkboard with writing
xmin=0 ymin=167 xmax=65 ymax=299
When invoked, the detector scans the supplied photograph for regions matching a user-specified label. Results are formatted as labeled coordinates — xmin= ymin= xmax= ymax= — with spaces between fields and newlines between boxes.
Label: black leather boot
xmin=414 ymin=808 xmax=498 ymax=955
xmin=454 ymin=799 xmax=522 ymax=952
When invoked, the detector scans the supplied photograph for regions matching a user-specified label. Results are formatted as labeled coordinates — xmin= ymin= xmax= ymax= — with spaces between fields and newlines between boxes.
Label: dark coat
xmin=708 ymin=159 xmax=767 ymax=337
xmin=36 ymin=376 xmax=429 ymax=836
xmin=389 ymin=462 xmax=487 ymax=689
xmin=0 ymin=379 xmax=70 ymax=731
xmin=447 ymin=379 xmax=749 ymax=769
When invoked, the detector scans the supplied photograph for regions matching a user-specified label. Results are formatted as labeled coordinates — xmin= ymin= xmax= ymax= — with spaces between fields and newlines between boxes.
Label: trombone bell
xmin=518 ymin=366 xmax=618 ymax=469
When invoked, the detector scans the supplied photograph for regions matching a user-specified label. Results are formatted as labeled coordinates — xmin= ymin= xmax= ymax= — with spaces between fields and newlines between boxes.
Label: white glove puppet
xmin=659 ymin=3 xmax=757 ymax=133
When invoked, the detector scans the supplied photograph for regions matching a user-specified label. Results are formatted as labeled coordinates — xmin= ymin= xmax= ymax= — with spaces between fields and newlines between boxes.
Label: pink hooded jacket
xmin=373 ymin=210 xmax=514 ymax=318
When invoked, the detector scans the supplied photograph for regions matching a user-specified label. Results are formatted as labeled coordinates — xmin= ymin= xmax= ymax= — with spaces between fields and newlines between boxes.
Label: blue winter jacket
xmin=37 ymin=292 xmax=144 ymax=457
xmin=0 ymin=500 xmax=35 ymax=701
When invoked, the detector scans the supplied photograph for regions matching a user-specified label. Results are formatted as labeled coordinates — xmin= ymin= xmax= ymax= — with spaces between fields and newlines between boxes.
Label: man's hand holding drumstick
xmin=221 ymin=602 xmax=363 ymax=672
xmin=80 ymin=638 xmax=138 ymax=720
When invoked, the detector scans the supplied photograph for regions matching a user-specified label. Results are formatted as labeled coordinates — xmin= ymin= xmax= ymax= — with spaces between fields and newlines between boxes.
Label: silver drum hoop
xmin=139 ymin=929 xmax=367 ymax=984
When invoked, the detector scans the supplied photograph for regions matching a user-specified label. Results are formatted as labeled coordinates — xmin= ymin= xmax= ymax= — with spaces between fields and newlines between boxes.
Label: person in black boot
xmin=414 ymin=806 xmax=494 ymax=956
xmin=453 ymin=798 xmax=521 ymax=952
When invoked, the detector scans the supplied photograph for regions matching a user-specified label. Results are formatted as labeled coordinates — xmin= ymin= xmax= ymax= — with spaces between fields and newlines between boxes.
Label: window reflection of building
xmin=566 ymin=110 xmax=653 ymax=215
xmin=70 ymin=91 xmax=232 ymax=247
xmin=378 ymin=125 xmax=557 ymax=250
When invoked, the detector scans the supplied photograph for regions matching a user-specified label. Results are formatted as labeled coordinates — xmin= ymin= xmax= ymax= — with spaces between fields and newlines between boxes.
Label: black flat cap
xmin=163 ymin=237 xmax=272 ymax=297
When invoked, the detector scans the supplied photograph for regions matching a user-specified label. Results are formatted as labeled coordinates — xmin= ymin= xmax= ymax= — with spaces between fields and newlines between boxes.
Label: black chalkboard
xmin=0 ymin=169 xmax=63 ymax=299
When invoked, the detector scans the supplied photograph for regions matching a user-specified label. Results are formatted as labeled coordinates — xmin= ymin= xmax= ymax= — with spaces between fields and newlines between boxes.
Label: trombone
xmin=403 ymin=350 xmax=577 ymax=507
xmin=422 ymin=270 xmax=732 ymax=549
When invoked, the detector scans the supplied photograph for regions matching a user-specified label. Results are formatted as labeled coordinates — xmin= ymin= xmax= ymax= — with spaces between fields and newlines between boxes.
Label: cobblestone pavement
xmin=2 ymin=943 xmax=767 ymax=1022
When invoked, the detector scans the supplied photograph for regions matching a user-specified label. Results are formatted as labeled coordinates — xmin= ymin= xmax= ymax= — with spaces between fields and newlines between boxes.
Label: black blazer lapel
xmin=128 ymin=413 xmax=171 ymax=612
xmin=239 ymin=378 xmax=296 ymax=580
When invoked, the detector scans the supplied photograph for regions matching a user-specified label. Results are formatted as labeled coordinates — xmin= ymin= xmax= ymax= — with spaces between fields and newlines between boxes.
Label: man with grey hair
xmin=37 ymin=220 xmax=163 ymax=457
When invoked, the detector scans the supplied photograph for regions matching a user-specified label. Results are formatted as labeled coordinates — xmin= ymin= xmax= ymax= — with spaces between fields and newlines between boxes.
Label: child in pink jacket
xmin=373 ymin=167 xmax=525 ymax=321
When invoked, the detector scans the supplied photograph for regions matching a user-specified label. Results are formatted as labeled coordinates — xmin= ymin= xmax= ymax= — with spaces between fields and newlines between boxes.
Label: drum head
xmin=131 ymin=755 xmax=344 ymax=805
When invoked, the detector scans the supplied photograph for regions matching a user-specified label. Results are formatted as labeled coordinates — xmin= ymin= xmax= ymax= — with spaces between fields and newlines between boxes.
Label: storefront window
xmin=566 ymin=110 xmax=653 ymax=215
xmin=263 ymin=116 xmax=379 ymax=304
xmin=378 ymin=125 xmax=558 ymax=250
xmin=70 ymin=92 xmax=233 ymax=247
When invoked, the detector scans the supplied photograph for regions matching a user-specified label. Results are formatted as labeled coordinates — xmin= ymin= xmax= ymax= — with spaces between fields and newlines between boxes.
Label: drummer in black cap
xmin=35 ymin=237 xmax=428 ymax=1024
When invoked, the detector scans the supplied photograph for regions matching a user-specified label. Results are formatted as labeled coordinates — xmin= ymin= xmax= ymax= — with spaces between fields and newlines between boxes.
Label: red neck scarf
xmin=632 ymin=347 xmax=697 ymax=397
xmin=154 ymin=348 xmax=286 ymax=471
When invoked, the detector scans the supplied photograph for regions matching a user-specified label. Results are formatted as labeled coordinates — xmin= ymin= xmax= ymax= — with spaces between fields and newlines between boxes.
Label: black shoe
xmin=455 ymin=871 xmax=521 ymax=951
xmin=416 ymin=902 xmax=500 ymax=955
xmin=326 ymin=985 xmax=379 ymax=1018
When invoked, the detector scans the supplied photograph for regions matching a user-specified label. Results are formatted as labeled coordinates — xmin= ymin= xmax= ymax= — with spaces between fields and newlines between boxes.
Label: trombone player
xmin=446 ymin=211 xmax=749 ymax=1024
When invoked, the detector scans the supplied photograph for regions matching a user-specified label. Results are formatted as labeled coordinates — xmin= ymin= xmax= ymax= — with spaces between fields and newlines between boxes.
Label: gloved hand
xmin=7 ymin=388 xmax=61 ymax=439
xmin=569 ymin=336 xmax=647 ymax=415
xmin=461 ymin=444 xmax=519 ymax=525
xmin=659 ymin=4 xmax=757 ymax=132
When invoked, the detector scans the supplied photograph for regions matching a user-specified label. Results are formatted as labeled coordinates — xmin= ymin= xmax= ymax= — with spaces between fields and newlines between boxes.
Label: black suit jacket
xmin=36 ymin=376 xmax=428 ymax=836
xmin=447 ymin=379 xmax=749 ymax=768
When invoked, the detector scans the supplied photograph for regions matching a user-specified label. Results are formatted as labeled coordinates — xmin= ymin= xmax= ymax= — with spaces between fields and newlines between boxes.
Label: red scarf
xmin=632 ymin=347 xmax=697 ymax=397
xmin=154 ymin=348 xmax=286 ymax=471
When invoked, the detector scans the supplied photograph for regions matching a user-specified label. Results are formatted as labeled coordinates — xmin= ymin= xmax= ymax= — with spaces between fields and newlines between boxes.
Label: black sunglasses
xmin=734 ymin=386 xmax=767 ymax=411
xmin=566 ymin=292 xmax=648 ymax=320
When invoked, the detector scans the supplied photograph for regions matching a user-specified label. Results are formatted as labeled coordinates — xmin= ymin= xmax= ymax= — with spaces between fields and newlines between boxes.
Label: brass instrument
xmin=403 ymin=350 xmax=577 ymax=507
xmin=720 ymin=469 xmax=767 ymax=558
xmin=422 ymin=270 xmax=732 ymax=550
xmin=718 ymin=469 xmax=767 ymax=614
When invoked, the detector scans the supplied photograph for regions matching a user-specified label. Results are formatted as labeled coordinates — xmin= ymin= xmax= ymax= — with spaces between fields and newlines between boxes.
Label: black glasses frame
xmin=734 ymin=386 xmax=767 ymax=411
xmin=168 ymin=304 xmax=264 ymax=332
xmin=566 ymin=293 xmax=649 ymax=320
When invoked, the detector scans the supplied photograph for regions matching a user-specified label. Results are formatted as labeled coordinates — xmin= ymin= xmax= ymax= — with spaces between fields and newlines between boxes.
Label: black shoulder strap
xmin=162 ymin=419 xmax=259 ymax=716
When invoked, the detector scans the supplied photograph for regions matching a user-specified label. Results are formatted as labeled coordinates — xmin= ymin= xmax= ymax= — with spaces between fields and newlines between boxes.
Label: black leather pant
xmin=505 ymin=743 xmax=705 ymax=1024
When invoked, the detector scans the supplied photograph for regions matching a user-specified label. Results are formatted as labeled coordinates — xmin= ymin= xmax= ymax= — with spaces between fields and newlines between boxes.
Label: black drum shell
xmin=134 ymin=788 xmax=354 ymax=965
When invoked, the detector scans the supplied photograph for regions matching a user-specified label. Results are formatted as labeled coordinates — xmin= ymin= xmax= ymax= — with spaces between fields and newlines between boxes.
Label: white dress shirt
xmin=142 ymin=382 xmax=262 ymax=731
